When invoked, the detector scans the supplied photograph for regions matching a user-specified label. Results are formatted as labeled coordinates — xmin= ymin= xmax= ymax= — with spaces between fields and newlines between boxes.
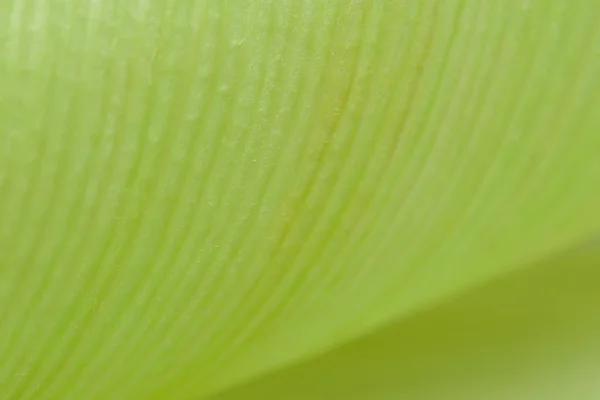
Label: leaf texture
xmin=1 ymin=1 xmax=599 ymax=399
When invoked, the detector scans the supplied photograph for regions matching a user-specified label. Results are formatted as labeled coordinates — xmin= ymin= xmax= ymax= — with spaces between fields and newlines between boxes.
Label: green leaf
xmin=0 ymin=1 xmax=599 ymax=399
